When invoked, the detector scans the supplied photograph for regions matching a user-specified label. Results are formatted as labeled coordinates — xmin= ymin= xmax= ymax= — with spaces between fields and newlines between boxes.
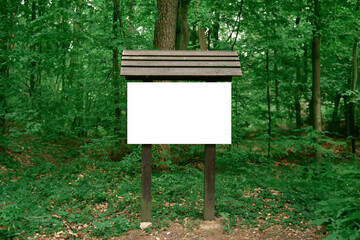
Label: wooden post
xmin=141 ymin=144 xmax=152 ymax=222
xmin=204 ymin=144 xmax=215 ymax=220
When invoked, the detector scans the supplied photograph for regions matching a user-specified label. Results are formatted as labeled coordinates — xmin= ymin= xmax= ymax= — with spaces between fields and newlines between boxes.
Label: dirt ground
xmin=32 ymin=218 xmax=327 ymax=240
xmin=114 ymin=220 xmax=327 ymax=240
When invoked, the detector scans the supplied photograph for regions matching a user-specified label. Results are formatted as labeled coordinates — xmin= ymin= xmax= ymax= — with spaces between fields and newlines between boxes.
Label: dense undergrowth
xmin=0 ymin=135 xmax=359 ymax=239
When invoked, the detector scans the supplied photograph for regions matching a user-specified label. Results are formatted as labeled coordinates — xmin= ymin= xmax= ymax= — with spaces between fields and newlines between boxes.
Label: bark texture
xmin=153 ymin=0 xmax=178 ymax=50
xmin=312 ymin=0 xmax=322 ymax=162
xmin=198 ymin=26 xmax=207 ymax=50
xmin=175 ymin=0 xmax=191 ymax=50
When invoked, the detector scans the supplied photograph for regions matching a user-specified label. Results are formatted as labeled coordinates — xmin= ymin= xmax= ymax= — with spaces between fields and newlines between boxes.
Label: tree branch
xmin=231 ymin=0 xmax=244 ymax=51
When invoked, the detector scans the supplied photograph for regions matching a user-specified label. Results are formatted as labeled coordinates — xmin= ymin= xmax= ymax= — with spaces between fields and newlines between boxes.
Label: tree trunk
xmin=345 ymin=91 xmax=350 ymax=137
xmin=295 ymin=55 xmax=303 ymax=129
xmin=153 ymin=0 xmax=178 ymax=50
xmin=207 ymin=27 xmax=211 ymax=50
xmin=153 ymin=0 xmax=179 ymax=162
xmin=295 ymin=17 xmax=302 ymax=129
xmin=198 ymin=26 xmax=207 ymax=50
xmin=0 ymin=0 xmax=9 ymax=135
xmin=349 ymin=0 xmax=359 ymax=154
xmin=175 ymin=0 xmax=191 ymax=50
xmin=191 ymin=25 xmax=197 ymax=47
xmin=231 ymin=0 xmax=244 ymax=51
xmin=127 ymin=0 xmax=135 ymax=49
xmin=266 ymin=50 xmax=271 ymax=159
xmin=69 ymin=8 xmax=86 ymax=137
xmin=29 ymin=0 xmax=37 ymax=97
xmin=113 ymin=0 xmax=121 ymax=137
xmin=212 ymin=9 xmax=220 ymax=49
xmin=330 ymin=94 xmax=341 ymax=133
xmin=349 ymin=40 xmax=357 ymax=154
xmin=312 ymin=0 xmax=322 ymax=162
xmin=37 ymin=1 xmax=42 ymax=96
xmin=274 ymin=50 xmax=279 ymax=114
xmin=67 ymin=18 xmax=80 ymax=86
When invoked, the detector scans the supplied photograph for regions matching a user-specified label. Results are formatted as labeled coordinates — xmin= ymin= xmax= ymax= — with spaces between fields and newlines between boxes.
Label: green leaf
xmin=309 ymin=218 xmax=330 ymax=226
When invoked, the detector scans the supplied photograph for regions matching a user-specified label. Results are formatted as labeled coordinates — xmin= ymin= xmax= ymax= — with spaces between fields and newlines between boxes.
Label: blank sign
xmin=127 ymin=82 xmax=231 ymax=144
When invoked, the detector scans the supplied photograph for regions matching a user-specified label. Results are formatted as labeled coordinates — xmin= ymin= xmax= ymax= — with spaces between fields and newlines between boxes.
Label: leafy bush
xmin=310 ymin=163 xmax=360 ymax=240
xmin=311 ymin=197 xmax=360 ymax=240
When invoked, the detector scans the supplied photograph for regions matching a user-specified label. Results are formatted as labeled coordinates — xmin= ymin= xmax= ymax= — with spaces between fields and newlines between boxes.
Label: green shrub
xmin=310 ymin=197 xmax=360 ymax=240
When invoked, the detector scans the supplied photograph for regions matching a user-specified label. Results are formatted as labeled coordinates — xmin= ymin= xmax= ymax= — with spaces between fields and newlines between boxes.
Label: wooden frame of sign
xmin=120 ymin=50 xmax=242 ymax=222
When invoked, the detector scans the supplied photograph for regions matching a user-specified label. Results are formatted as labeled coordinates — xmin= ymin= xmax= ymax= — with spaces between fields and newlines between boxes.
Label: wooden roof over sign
xmin=120 ymin=50 xmax=242 ymax=81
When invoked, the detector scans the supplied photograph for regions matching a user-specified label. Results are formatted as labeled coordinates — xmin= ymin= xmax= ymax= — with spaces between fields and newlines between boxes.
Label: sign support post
xmin=141 ymin=144 xmax=152 ymax=222
xmin=204 ymin=144 xmax=216 ymax=220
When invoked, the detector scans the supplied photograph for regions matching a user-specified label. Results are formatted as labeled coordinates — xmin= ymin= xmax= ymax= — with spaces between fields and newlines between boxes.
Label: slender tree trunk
xmin=153 ymin=0 xmax=178 ymax=50
xmin=308 ymin=97 xmax=314 ymax=126
xmin=191 ymin=25 xmax=197 ymax=47
xmin=266 ymin=50 xmax=271 ymax=159
xmin=312 ymin=0 xmax=322 ymax=162
xmin=59 ymin=0 xmax=67 ymax=93
xmin=207 ymin=28 xmax=211 ymax=50
xmin=68 ymin=18 xmax=80 ymax=86
xmin=0 ymin=0 xmax=9 ymax=135
xmin=349 ymin=0 xmax=359 ymax=154
xmin=304 ymin=42 xmax=313 ymax=126
xmin=175 ymin=0 xmax=191 ymax=50
xmin=29 ymin=0 xmax=37 ymax=97
xmin=231 ymin=0 xmax=244 ymax=51
xmin=127 ymin=0 xmax=135 ymax=49
xmin=349 ymin=40 xmax=357 ymax=154
xmin=295 ymin=17 xmax=302 ymax=129
xmin=198 ymin=26 xmax=207 ymax=50
xmin=345 ymin=91 xmax=350 ymax=137
xmin=303 ymin=43 xmax=309 ymax=84
xmin=113 ymin=0 xmax=121 ymax=138
xmin=274 ymin=50 xmax=279 ymax=114
xmin=212 ymin=9 xmax=220 ymax=49
xmin=69 ymin=9 xmax=86 ymax=137
xmin=330 ymin=94 xmax=341 ymax=133
xmin=303 ymin=43 xmax=311 ymax=126
xmin=295 ymin=55 xmax=303 ymax=129
xmin=37 ymin=2 xmax=42 ymax=96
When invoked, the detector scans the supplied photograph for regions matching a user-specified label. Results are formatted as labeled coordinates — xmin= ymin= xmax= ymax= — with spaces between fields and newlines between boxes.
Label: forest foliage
xmin=1 ymin=0 xmax=360 ymax=239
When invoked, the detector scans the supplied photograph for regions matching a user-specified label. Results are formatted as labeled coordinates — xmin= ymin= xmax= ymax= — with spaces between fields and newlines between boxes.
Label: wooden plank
xmin=204 ymin=144 xmax=216 ymax=220
xmin=123 ymin=50 xmax=238 ymax=56
xmin=122 ymin=60 xmax=240 ymax=67
xmin=121 ymin=67 xmax=242 ymax=76
xmin=125 ymin=76 xmax=232 ymax=81
xmin=122 ymin=56 xmax=240 ymax=61
xmin=141 ymin=144 xmax=152 ymax=222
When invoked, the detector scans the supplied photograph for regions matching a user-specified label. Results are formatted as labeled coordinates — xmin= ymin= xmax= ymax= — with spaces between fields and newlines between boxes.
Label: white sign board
xmin=127 ymin=82 xmax=231 ymax=144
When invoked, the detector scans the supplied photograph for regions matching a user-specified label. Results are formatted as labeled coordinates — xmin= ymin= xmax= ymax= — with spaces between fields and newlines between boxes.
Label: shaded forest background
xmin=1 ymin=0 xmax=360 ymax=239
xmin=1 ymin=0 xmax=359 ymax=148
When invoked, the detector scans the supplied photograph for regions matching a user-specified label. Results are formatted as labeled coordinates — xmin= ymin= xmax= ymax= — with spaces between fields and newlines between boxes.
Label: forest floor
xmin=1 ymin=136 xmax=358 ymax=239
xmin=32 ymin=220 xmax=326 ymax=240
xmin=117 ymin=221 xmax=325 ymax=240
xmin=129 ymin=224 xmax=322 ymax=240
